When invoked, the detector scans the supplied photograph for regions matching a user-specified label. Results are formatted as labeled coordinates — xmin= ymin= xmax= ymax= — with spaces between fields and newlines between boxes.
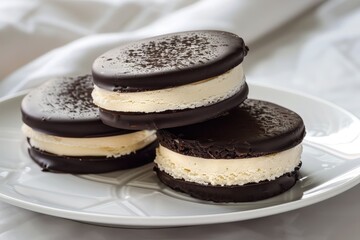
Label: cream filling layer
xmin=22 ymin=124 xmax=156 ymax=157
xmin=92 ymin=64 xmax=245 ymax=113
xmin=155 ymin=144 xmax=302 ymax=186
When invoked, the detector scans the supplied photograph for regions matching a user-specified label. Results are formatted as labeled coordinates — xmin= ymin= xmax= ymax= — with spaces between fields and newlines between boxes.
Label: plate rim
xmin=0 ymin=83 xmax=359 ymax=227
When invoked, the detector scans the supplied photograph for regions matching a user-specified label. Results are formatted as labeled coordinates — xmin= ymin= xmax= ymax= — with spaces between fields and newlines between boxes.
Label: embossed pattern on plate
xmin=0 ymin=84 xmax=359 ymax=228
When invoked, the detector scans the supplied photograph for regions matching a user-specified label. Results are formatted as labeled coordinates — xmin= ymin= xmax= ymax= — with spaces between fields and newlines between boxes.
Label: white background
xmin=1 ymin=0 xmax=360 ymax=239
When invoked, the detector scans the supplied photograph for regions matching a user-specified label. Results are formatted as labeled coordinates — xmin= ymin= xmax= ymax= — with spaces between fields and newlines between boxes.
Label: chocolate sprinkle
xmin=21 ymin=75 xmax=133 ymax=137
xmin=37 ymin=75 xmax=97 ymax=120
xmin=121 ymin=35 xmax=220 ymax=71
xmin=92 ymin=30 xmax=249 ymax=92
xmin=157 ymin=99 xmax=306 ymax=158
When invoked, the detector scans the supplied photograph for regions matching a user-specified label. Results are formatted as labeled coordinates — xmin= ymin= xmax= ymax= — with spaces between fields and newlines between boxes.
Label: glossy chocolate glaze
xmin=28 ymin=141 xmax=158 ymax=174
xmin=99 ymin=83 xmax=248 ymax=130
xmin=92 ymin=30 xmax=248 ymax=92
xmin=157 ymin=99 xmax=306 ymax=158
xmin=21 ymin=75 xmax=133 ymax=137
xmin=154 ymin=163 xmax=301 ymax=202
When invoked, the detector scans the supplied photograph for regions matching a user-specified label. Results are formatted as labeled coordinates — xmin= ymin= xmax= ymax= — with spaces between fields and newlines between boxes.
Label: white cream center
xmin=92 ymin=64 xmax=245 ymax=113
xmin=155 ymin=144 xmax=302 ymax=186
xmin=22 ymin=124 xmax=156 ymax=157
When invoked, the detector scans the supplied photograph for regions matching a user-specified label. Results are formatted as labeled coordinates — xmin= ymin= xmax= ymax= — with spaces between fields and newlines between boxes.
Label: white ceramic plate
xmin=0 ymin=83 xmax=360 ymax=228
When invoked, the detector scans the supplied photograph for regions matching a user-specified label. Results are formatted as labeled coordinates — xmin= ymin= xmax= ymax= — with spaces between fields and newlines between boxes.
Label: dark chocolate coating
xmin=154 ymin=163 xmax=301 ymax=202
xmin=157 ymin=99 xmax=306 ymax=158
xmin=21 ymin=75 xmax=133 ymax=137
xmin=28 ymin=141 xmax=158 ymax=174
xmin=99 ymin=83 xmax=248 ymax=130
xmin=92 ymin=30 xmax=248 ymax=92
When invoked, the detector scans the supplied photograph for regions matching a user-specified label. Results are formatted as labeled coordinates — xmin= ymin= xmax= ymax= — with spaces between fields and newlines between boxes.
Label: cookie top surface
xmin=92 ymin=30 xmax=248 ymax=92
xmin=21 ymin=75 xmax=133 ymax=137
xmin=157 ymin=99 xmax=306 ymax=159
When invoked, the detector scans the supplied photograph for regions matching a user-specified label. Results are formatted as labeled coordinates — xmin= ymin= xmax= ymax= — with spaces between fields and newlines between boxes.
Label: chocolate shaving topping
xmin=92 ymin=30 xmax=249 ymax=92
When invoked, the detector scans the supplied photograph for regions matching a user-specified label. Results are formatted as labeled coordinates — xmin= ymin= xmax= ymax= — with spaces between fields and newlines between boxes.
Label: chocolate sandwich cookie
xmin=154 ymin=99 xmax=306 ymax=202
xmin=21 ymin=75 xmax=157 ymax=174
xmin=92 ymin=30 xmax=249 ymax=130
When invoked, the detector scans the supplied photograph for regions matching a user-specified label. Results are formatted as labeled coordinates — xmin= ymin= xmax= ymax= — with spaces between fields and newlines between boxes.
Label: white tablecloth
xmin=1 ymin=0 xmax=360 ymax=239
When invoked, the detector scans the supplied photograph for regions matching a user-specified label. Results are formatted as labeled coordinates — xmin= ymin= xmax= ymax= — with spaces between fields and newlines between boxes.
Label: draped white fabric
xmin=0 ymin=0 xmax=320 ymax=96
xmin=1 ymin=0 xmax=360 ymax=239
